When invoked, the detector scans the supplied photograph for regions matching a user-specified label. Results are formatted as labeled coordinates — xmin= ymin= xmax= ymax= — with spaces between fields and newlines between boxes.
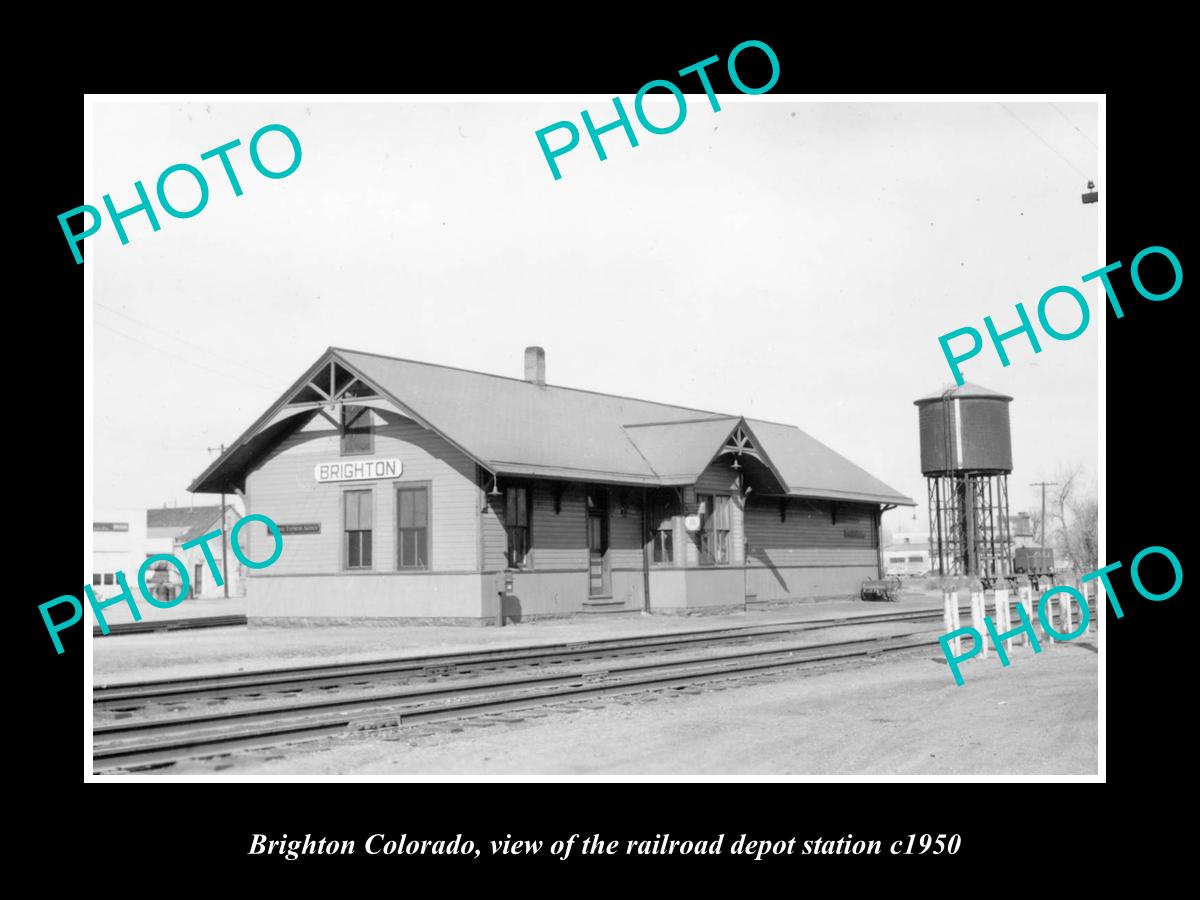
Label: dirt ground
xmin=159 ymin=637 xmax=1098 ymax=777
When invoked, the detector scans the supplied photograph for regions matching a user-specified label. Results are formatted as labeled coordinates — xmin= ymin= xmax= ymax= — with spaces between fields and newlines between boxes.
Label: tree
xmin=1046 ymin=464 xmax=1098 ymax=572
xmin=1027 ymin=509 xmax=1044 ymax=546
xmin=1064 ymin=494 xmax=1099 ymax=573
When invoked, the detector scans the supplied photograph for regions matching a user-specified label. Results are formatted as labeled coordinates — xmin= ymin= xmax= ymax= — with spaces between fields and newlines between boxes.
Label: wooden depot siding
xmin=607 ymin=487 xmax=644 ymax=571
xmin=532 ymin=482 xmax=588 ymax=570
xmin=481 ymin=488 xmax=508 ymax=572
xmin=694 ymin=456 xmax=741 ymax=494
xmin=744 ymin=497 xmax=879 ymax=568
xmin=243 ymin=410 xmax=479 ymax=575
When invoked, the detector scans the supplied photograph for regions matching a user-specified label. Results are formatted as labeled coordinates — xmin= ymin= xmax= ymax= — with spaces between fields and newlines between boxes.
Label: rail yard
xmin=92 ymin=589 xmax=1097 ymax=774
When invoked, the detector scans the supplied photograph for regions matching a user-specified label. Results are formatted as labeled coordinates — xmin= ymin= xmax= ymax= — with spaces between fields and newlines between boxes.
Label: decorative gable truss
xmin=262 ymin=358 xmax=400 ymax=434
xmin=189 ymin=350 xmax=497 ymax=495
xmin=712 ymin=420 xmax=790 ymax=496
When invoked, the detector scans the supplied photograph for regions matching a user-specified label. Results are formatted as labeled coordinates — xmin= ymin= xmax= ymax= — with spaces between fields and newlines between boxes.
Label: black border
xmin=25 ymin=21 xmax=1188 ymax=884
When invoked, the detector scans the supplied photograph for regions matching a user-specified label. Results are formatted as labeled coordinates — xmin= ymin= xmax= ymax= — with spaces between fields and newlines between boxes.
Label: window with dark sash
xmin=104 ymin=573 xmax=115 ymax=585
xmin=505 ymin=485 xmax=530 ymax=569
xmin=92 ymin=573 xmax=102 ymax=585
xmin=397 ymin=485 xmax=429 ymax=569
xmin=344 ymin=489 xmax=373 ymax=569
xmin=650 ymin=494 xmax=676 ymax=564
xmin=697 ymin=493 xmax=732 ymax=565
xmin=341 ymin=404 xmax=374 ymax=455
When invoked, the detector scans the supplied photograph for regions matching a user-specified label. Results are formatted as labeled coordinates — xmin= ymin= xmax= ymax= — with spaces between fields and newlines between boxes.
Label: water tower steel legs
xmin=927 ymin=472 xmax=1013 ymax=583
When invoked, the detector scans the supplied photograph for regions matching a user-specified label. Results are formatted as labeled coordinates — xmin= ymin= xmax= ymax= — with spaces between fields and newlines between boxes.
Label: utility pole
xmin=206 ymin=443 xmax=229 ymax=598
xmin=1030 ymin=481 xmax=1058 ymax=550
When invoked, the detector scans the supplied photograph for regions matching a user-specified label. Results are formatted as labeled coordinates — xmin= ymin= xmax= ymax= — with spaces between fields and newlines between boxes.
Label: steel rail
xmin=95 ymin=606 xmax=960 ymax=706
xmin=93 ymin=632 xmax=939 ymax=771
xmin=93 ymin=615 xmax=247 ymax=637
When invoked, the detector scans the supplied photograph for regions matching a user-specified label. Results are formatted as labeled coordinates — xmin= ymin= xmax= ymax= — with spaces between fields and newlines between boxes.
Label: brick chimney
xmin=524 ymin=346 xmax=546 ymax=386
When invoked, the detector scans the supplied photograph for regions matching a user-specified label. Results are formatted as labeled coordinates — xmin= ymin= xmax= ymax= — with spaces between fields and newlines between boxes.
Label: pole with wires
xmin=206 ymin=443 xmax=229 ymax=598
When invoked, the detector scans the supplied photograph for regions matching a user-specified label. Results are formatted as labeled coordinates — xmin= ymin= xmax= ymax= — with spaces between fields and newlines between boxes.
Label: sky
xmin=90 ymin=99 xmax=1099 ymax=533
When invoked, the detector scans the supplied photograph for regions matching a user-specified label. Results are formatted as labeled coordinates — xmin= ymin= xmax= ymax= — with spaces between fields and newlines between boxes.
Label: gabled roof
xmin=338 ymin=348 xmax=721 ymax=484
xmin=621 ymin=417 xmax=742 ymax=481
xmin=147 ymin=505 xmax=224 ymax=531
xmin=744 ymin=420 xmax=911 ymax=504
xmin=177 ymin=506 xmax=241 ymax=545
xmin=189 ymin=348 xmax=914 ymax=506
xmin=622 ymin=417 xmax=792 ymax=494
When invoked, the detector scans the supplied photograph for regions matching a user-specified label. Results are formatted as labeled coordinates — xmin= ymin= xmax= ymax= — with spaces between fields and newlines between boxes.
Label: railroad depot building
xmin=189 ymin=347 xmax=913 ymax=624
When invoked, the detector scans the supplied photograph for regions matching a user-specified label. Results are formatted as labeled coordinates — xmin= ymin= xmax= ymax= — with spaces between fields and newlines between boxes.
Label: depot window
xmin=697 ymin=493 xmax=731 ymax=565
xmin=396 ymin=485 xmax=430 ymax=570
xmin=344 ymin=489 xmax=373 ymax=569
xmin=505 ymin=484 xmax=531 ymax=569
xmin=341 ymin=404 xmax=374 ymax=456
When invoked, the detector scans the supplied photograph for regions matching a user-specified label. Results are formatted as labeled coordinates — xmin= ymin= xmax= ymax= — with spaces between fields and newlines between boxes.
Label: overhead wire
xmin=1050 ymin=103 xmax=1098 ymax=148
xmin=997 ymin=103 xmax=1090 ymax=180
xmin=94 ymin=320 xmax=278 ymax=390
xmin=95 ymin=302 xmax=277 ymax=379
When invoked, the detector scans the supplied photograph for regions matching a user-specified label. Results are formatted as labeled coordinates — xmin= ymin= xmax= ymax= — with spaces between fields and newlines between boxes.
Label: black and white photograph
xmin=82 ymin=93 xmax=1103 ymax=779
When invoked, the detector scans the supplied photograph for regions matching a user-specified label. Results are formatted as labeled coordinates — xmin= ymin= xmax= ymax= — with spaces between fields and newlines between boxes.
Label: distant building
xmin=92 ymin=504 xmax=244 ymax=602
xmin=91 ymin=510 xmax=147 ymax=593
xmin=145 ymin=504 xmax=243 ymax=601
xmin=1010 ymin=512 xmax=1037 ymax=549
xmin=883 ymin=542 xmax=931 ymax=577
xmin=173 ymin=505 xmax=245 ymax=598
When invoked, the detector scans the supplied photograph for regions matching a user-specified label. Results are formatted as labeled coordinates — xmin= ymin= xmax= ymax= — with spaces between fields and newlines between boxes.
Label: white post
xmin=995 ymin=584 xmax=1011 ymax=654
xmin=942 ymin=581 xmax=958 ymax=655
xmin=1043 ymin=582 xmax=1056 ymax=645
xmin=970 ymin=579 xmax=987 ymax=659
xmin=1017 ymin=578 xmax=1034 ymax=648
xmin=1075 ymin=571 xmax=1090 ymax=635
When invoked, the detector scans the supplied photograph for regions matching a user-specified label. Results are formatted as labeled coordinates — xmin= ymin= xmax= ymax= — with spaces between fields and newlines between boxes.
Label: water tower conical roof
xmin=913 ymin=382 xmax=1013 ymax=405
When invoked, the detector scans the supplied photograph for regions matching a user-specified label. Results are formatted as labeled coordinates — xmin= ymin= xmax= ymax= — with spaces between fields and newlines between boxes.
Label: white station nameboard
xmin=315 ymin=458 xmax=403 ymax=483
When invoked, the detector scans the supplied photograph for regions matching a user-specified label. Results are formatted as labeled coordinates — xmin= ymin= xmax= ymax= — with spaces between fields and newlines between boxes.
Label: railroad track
xmin=93 ymin=614 xmax=247 ymax=637
xmin=92 ymin=601 xmax=1096 ymax=773
xmin=95 ymin=606 xmax=960 ymax=710
xmin=93 ymin=629 xmax=941 ymax=771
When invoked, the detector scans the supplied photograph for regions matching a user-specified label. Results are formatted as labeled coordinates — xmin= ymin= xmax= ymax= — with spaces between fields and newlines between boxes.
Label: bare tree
xmin=1026 ymin=508 xmax=1044 ymax=546
xmin=1046 ymin=464 xmax=1098 ymax=572
xmin=1065 ymin=494 xmax=1099 ymax=572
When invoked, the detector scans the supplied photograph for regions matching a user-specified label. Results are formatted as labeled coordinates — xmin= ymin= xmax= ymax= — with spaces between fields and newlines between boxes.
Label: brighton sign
xmin=314 ymin=458 xmax=403 ymax=483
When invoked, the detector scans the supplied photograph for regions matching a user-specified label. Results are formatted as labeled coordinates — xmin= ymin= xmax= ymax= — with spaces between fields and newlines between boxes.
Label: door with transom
xmin=586 ymin=488 xmax=609 ymax=597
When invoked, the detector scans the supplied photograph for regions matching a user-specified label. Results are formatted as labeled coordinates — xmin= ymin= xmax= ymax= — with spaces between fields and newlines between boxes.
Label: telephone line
xmin=95 ymin=302 xmax=277 ymax=378
xmin=998 ymin=103 xmax=1089 ymax=180
xmin=95 ymin=321 xmax=277 ymax=390
xmin=1050 ymin=103 xmax=1098 ymax=148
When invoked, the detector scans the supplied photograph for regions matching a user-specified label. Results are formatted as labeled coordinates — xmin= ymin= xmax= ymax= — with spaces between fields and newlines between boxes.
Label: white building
xmin=173 ymin=505 xmax=246 ymax=599
xmin=883 ymin=537 xmax=931 ymax=577
xmin=91 ymin=510 xmax=147 ymax=594
xmin=92 ymin=503 xmax=246 ymax=602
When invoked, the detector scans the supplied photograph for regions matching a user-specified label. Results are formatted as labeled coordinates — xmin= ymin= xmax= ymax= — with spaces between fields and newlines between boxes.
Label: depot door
xmin=587 ymin=493 xmax=609 ymax=597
